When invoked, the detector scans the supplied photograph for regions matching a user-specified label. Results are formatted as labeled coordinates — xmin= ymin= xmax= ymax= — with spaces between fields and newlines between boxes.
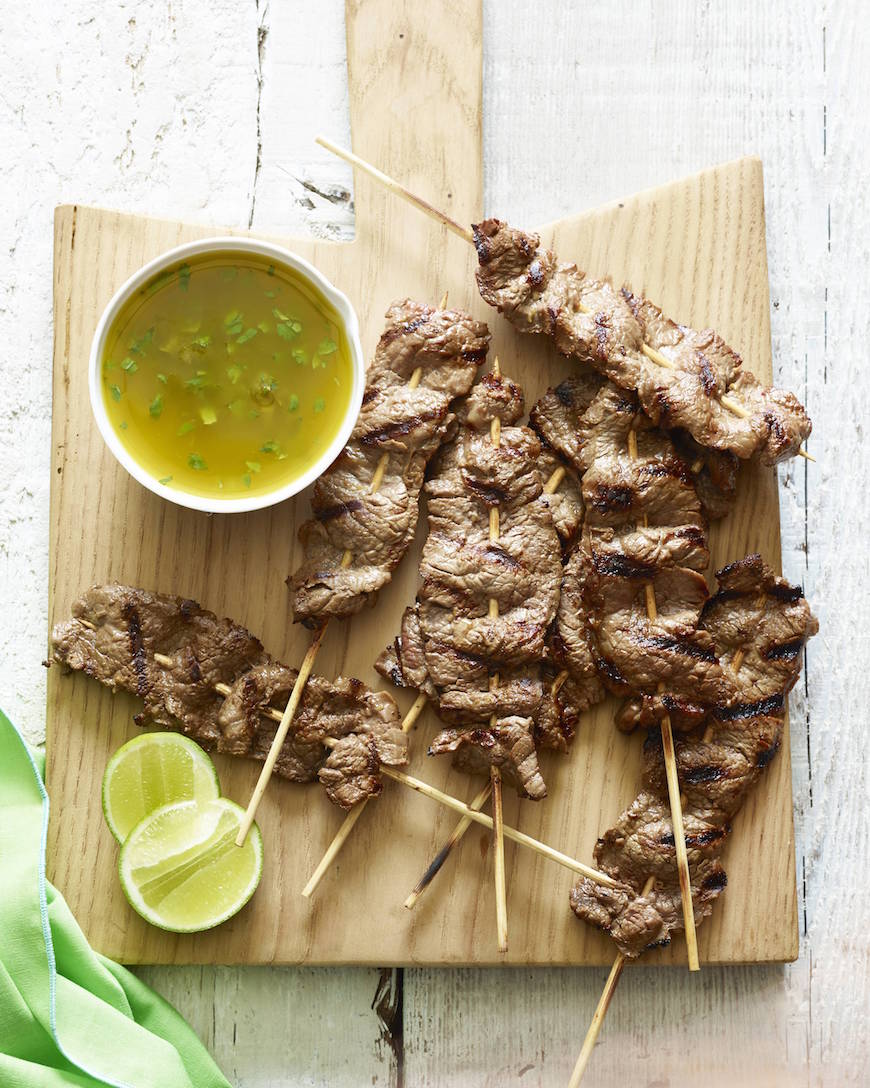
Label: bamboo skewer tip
xmin=491 ymin=766 xmax=508 ymax=953
xmin=235 ymin=624 xmax=327 ymax=846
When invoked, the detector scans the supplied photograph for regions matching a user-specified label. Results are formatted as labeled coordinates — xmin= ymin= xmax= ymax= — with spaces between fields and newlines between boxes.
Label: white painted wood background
xmin=0 ymin=1 xmax=866 ymax=1084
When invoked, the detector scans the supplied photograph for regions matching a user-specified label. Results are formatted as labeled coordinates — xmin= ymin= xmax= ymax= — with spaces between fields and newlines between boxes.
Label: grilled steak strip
xmin=376 ymin=370 xmax=563 ymax=798
xmin=474 ymin=218 xmax=811 ymax=465
xmin=52 ymin=584 xmax=407 ymax=809
xmin=290 ymin=299 xmax=490 ymax=626
xmin=530 ymin=377 xmax=734 ymax=729
xmin=569 ymin=556 xmax=817 ymax=957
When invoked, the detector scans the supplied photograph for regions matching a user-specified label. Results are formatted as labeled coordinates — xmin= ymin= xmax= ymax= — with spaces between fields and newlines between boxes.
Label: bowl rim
xmin=88 ymin=235 xmax=365 ymax=514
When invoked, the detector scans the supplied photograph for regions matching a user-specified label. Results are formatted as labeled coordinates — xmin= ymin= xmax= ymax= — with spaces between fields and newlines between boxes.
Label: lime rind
xmin=101 ymin=731 xmax=220 ymax=843
xmin=118 ymin=797 xmax=263 ymax=933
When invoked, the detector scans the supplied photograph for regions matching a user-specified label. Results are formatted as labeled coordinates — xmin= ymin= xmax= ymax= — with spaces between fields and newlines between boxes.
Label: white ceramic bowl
xmin=89 ymin=236 xmax=365 ymax=514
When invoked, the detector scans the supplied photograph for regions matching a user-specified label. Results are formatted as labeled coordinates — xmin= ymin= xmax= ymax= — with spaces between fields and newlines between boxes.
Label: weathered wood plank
xmin=137 ymin=965 xmax=399 ymax=1087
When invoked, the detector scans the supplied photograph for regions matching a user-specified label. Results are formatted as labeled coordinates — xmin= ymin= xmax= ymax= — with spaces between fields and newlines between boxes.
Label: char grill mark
xmin=358 ymin=406 xmax=445 ymax=448
xmin=290 ymin=299 xmax=490 ymax=626
xmin=123 ymin=602 xmax=149 ymax=697
xmin=52 ymin=584 xmax=408 ymax=810
xmin=570 ymin=557 xmax=818 ymax=957
xmin=376 ymin=369 xmax=564 ymax=797
xmin=473 ymin=218 xmax=811 ymax=465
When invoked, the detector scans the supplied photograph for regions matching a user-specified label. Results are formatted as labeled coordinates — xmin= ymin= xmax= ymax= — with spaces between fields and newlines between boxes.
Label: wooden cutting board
xmin=46 ymin=0 xmax=797 ymax=966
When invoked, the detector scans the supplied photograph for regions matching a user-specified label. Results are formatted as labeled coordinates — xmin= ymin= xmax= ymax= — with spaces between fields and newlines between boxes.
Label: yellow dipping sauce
xmin=101 ymin=251 xmax=353 ymax=499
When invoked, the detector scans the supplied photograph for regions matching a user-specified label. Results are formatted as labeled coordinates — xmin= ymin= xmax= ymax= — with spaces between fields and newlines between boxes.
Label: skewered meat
xmin=51 ymin=584 xmax=407 ymax=809
xmin=376 ymin=369 xmax=563 ymax=798
xmin=530 ymin=377 xmax=731 ymax=729
xmin=290 ymin=299 xmax=490 ymax=626
xmin=429 ymin=716 xmax=547 ymax=801
xmin=473 ymin=218 xmax=811 ymax=465
xmin=569 ymin=555 xmax=817 ymax=956
xmin=538 ymin=446 xmax=584 ymax=544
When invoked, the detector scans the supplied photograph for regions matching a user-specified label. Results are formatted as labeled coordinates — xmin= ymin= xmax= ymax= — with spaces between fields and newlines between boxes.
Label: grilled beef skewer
xmin=530 ymin=373 xmax=747 ymax=962
xmin=51 ymin=585 xmax=408 ymax=809
xmin=473 ymin=219 xmax=811 ymax=466
xmin=290 ymin=299 xmax=489 ymax=626
xmin=530 ymin=376 xmax=739 ymax=733
xmin=313 ymin=140 xmax=812 ymax=467
xmin=570 ymin=555 xmax=817 ymax=956
xmin=240 ymin=298 xmax=489 ymax=841
xmin=377 ymin=368 xmax=563 ymax=799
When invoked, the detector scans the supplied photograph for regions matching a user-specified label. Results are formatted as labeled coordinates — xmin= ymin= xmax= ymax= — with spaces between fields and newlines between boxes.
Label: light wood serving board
xmin=46 ymin=0 xmax=797 ymax=966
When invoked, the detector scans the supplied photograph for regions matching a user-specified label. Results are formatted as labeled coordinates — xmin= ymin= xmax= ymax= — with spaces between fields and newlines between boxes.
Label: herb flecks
xmin=260 ymin=439 xmax=287 ymax=460
xmin=149 ymin=395 xmax=164 ymax=419
xmin=130 ymin=327 xmax=154 ymax=355
xmin=224 ymin=310 xmax=244 ymax=336
xmin=188 ymin=453 xmax=208 ymax=471
xmin=185 ymin=372 xmax=209 ymax=391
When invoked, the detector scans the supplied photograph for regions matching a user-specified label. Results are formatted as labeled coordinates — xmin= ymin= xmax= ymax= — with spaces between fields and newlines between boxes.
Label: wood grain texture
xmin=47 ymin=154 xmax=798 ymax=966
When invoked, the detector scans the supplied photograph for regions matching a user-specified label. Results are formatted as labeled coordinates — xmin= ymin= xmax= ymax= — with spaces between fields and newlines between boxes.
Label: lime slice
xmin=102 ymin=732 xmax=220 ymax=843
xmin=119 ymin=798 xmax=263 ymax=932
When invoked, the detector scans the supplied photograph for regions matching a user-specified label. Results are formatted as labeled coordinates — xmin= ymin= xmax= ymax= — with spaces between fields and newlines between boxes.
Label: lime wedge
xmin=102 ymin=732 xmax=220 ymax=844
xmin=119 ymin=798 xmax=263 ymax=932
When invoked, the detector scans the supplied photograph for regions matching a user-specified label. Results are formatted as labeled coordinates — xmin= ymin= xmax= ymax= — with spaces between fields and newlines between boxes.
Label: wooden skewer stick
xmin=235 ymin=625 xmax=327 ymax=845
xmin=486 ymin=356 xmax=509 ymax=953
xmin=626 ymin=424 xmax=699 ymax=970
xmin=235 ymin=291 xmax=447 ymax=845
xmin=377 ymin=765 xmax=615 ymax=882
xmin=316 ymin=135 xmax=474 ymax=244
xmin=404 ymin=780 xmax=493 ymax=909
xmin=300 ymin=691 xmax=427 ymax=898
xmin=317 ymin=136 xmax=813 ymax=464
xmin=571 ymin=638 xmax=752 ymax=1083
xmin=403 ymin=460 xmax=570 ymax=907
xmin=567 ymin=874 xmax=654 ymax=1088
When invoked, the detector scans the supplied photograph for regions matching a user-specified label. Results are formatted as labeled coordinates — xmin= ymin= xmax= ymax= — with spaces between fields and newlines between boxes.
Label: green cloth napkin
xmin=0 ymin=707 xmax=232 ymax=1088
